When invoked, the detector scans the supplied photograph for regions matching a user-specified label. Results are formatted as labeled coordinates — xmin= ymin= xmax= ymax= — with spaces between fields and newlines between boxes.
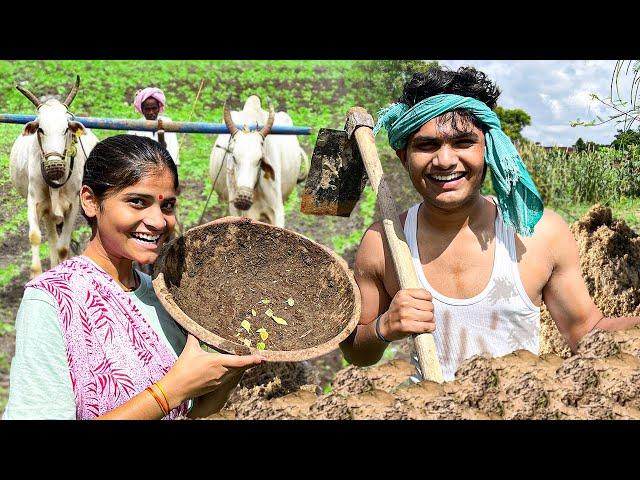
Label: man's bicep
xmin=542 ymin=220 xmax=602 ymax=349
xmin=354 ymin=225 xmax=391 ymax=325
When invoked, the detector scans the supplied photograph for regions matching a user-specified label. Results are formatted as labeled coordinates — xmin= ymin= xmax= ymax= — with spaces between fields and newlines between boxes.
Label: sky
xmin=438 ymin=60 xmax=637 ymax=147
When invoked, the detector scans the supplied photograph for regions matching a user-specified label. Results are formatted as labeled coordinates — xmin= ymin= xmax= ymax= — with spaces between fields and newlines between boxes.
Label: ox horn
xmin=259 ymin=104 xmax=275 ymax=138
xmin=16 ymin=84 xmax=42 ymax=109
xmin=63 ymin=75 xmax=81 ymax=108
xmin=223 ymin=100 xmax=238 ymax=137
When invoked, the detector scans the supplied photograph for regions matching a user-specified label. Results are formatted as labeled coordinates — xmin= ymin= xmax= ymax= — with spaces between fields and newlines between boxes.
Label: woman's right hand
xmin=378 ymin=288 xmax=435 ymax=342
xmin=160 ymin=334 xmax=266 ymax=409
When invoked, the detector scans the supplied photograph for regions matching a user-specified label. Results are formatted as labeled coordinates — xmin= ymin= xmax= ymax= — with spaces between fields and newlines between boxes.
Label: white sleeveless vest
xmin=404 ymin=200 xmax=540 ymax=382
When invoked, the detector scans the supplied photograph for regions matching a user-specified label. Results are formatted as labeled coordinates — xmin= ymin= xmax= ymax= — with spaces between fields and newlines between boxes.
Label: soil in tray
xmin=163 ymin=221 xmax=356 ymax=351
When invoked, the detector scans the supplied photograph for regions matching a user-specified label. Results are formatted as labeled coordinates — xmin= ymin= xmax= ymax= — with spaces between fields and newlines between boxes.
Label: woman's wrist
xmin=159 ymin=375 xmax=185 ymax=410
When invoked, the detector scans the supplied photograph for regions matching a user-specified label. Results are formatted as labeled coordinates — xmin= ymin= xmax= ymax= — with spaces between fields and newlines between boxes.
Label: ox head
xmin=17 ymin=75 xmax=87 ymax=188
xmin=223 ymin=100 xmax=275 ymax=211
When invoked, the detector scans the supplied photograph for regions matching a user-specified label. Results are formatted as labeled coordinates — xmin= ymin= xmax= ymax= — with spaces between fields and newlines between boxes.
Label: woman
xmin=3 ymin=135 xmax=265 ymax=419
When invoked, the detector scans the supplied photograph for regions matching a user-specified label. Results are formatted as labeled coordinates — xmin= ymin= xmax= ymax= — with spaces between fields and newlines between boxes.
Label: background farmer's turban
xmin=373 ymin=94 xmax=544 ymax=237
xmin=134 ymin=87 xmax=166 ymax=115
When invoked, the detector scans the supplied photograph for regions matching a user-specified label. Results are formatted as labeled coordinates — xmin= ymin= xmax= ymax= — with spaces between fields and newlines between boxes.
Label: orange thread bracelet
xmin=146 ymin=386 xmax=169 ymax=416
xmin=154 ymin=381 xmax=171 ymax=412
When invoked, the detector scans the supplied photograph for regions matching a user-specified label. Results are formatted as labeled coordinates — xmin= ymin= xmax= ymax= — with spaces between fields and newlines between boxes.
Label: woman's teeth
xmin=131 ymin=233 xmax=160 ymax=243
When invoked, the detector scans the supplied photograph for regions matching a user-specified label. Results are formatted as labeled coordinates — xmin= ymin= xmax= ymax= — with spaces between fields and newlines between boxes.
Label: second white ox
xmin=10 ymin=76 xmax=99 ymax=277
xmin=209 ymin=96 xmax=309 ymax=227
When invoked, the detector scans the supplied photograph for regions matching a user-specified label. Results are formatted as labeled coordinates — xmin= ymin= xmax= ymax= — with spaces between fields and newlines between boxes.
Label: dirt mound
xmin=207 ymin=326 xmax=640 ymax=420
xmin=540 ymin=204 xmax=640 ymax=357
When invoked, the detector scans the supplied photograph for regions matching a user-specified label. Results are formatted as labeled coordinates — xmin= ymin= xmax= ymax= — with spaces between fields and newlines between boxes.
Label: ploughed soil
xmin=210 ymin=326 xmax=640 ymax=420
xmin=159 ymin=220 xmax=357 ymax=352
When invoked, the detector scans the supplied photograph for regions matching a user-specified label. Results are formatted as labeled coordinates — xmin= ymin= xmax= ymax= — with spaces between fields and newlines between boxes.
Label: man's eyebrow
xmin=412 ymin=132 xmax=480 ymax=143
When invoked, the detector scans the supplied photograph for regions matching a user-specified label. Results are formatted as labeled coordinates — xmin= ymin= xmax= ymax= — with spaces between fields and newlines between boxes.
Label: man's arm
xmin=339 ymin=221 xmax=435 ymax=366
xmin=542 ymin=211 xmax=640 ymax=351
xmin=340 ymin=223 xmax=394 ymax=366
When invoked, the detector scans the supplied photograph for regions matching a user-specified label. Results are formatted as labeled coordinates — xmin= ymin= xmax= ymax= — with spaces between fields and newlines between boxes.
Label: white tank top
xmin=404 ymin=200 xmax=540 ymax=382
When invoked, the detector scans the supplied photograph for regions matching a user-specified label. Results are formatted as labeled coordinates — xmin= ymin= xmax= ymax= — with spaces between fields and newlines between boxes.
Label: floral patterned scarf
xmin=27 ymin=255 xmax=188 ymax=419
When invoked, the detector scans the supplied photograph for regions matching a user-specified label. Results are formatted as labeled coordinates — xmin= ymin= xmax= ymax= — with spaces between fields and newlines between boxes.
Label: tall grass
xmin=520 ymin=143 xmax=640 ymax=207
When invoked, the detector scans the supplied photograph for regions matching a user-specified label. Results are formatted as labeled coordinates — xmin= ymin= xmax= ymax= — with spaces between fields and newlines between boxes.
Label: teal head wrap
xmin=373 ymin=94 xmax=543 ymax=237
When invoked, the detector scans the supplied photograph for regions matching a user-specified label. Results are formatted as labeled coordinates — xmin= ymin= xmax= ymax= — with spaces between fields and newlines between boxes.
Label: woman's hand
xmin=160 ymin=334 xmax=265 ymax=409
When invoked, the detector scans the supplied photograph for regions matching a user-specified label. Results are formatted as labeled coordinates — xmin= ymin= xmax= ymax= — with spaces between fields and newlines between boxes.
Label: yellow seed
xmin=287 ymin=298 xmax=295 ymax=306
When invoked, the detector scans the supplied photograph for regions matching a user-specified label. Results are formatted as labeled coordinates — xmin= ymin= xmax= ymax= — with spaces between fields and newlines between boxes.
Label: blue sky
xmin=438 ymin=60 xmax=636 ymax=147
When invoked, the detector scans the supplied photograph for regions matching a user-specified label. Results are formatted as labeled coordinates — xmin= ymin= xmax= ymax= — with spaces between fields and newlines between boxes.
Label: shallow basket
xmin=152 ymin=217 xmax=361 ymax=362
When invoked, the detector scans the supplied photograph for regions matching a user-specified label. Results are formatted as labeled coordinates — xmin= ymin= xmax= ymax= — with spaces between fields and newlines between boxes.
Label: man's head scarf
xmin=373 ymin=94 xmax=543 ymax=236
xmin=133 ymin=87 xmax=166 ymax=115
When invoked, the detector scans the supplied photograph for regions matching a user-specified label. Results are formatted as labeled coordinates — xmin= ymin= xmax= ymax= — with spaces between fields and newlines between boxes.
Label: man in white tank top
xmin=340 ymin=66 xmax=640 ymax=383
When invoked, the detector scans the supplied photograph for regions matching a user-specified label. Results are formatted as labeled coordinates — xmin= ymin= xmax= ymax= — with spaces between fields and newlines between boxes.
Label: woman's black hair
xmin=397 ymin=66 xmax=501 ymax=134
xmin=81 ymin=134 xmax=179 ymax=226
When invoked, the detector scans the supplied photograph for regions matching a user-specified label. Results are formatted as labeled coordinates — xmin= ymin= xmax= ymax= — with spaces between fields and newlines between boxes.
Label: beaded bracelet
xmin=146 ymin=386 xmax=169 ymax=416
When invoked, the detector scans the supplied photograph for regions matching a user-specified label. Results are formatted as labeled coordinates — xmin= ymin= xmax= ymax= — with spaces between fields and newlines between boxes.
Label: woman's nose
xmin=144 ymin=206 xmax=167 ymax=230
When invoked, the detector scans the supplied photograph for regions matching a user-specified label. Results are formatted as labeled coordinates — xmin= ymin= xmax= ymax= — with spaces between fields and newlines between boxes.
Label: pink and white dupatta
xmin=27 ymin=255 xmax=188 ymax=419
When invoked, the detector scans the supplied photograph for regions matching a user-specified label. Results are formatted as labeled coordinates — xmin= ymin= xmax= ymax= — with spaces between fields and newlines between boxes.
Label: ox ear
xmin=22 ymin=120 xmax=39 ymax=136
xmin=260 ymin=160 xmax=275 ymax=181
xmin=68 ymin=121 xmax=85 ymax=136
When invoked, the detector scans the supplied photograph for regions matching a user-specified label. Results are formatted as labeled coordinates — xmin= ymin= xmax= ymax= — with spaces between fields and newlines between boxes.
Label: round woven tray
xmin=152 ymin=217 xmax=361 ymax=362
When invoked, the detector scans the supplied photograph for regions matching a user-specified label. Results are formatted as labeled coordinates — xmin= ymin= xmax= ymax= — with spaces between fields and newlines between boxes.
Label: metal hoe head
xmin=300 ymin=108 xmax=374 ymax=217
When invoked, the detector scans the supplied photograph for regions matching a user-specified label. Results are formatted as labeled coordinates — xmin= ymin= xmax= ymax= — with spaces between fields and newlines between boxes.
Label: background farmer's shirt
xmin=404 ymin=199 xmax=540 ymax=382
xmin=3 ymin=269 xmax=191 ymax=419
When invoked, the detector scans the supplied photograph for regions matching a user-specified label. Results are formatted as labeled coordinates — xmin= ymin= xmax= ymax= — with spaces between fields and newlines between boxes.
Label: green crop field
xmin=1 ymin=60 xmax=638 ymax=414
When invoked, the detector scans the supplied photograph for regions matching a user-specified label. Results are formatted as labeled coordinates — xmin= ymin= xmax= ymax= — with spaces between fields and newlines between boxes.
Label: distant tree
xmin=355 ymin=60 xmax=439 ymax=111
xmin=611 ymin=128 xmax=640 ymax=149
xmin=495 ymin=106 xmax=532 ymax=143
xmin=572 ymin=60 xmax=640 ymax=132
xmin=574 ymin=137 xmax=587 ymax=152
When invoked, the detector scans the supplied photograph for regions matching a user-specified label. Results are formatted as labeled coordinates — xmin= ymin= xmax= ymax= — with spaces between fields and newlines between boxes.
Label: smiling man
xmin=339 ymin=66 xmax=640 ymax=382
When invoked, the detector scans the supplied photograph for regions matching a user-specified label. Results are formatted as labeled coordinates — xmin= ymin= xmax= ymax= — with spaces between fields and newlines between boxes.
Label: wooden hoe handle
xmin=352 ymin=124 xmax=444 ymax=384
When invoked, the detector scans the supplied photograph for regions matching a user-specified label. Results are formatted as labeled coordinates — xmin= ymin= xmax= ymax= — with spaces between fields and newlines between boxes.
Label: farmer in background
xmin=3 ymin=135 xmax=264 ymax=419
xmin=340 ymin=66 xmax=640 ymax=382
xmin=128 ymin=87 xmax=180 ymax=167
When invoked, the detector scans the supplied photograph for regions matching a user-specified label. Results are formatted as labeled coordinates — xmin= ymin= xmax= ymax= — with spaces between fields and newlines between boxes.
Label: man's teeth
xmin=431 ymin=173 xmax=465 ymax=181
xmin=131 ymin=233 xmax=160 ymax=242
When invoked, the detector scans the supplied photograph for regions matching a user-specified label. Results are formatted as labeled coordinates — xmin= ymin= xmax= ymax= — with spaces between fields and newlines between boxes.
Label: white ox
xmin=9 ymin=76 xmax=99 ymax=277
xmin=209 ymin=95 xmax=309 ymax=227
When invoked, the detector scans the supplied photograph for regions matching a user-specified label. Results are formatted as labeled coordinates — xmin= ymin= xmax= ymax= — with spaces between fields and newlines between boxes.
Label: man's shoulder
xmin=531 ymin=208 xmax=570 ymax=236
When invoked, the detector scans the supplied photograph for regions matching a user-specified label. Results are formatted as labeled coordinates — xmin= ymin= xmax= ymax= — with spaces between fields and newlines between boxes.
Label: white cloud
xmin=438 ymin=60 xmax=635 ymax=146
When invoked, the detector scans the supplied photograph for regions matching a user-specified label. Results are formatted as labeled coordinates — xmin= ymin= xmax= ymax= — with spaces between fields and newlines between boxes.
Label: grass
xmin=331 ymin=186 xmax=377 ymax=254
xmin=0 ymin=322 xmax=15 ymax=336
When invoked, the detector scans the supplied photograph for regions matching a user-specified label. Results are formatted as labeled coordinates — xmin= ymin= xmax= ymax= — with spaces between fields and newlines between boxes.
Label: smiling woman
xmin=3 ymin=135 xmax=266 ymax=420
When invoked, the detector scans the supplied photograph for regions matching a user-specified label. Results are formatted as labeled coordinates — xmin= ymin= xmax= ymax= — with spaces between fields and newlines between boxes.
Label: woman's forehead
xmin=120 ymin=169 xmax=177 ymax=195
